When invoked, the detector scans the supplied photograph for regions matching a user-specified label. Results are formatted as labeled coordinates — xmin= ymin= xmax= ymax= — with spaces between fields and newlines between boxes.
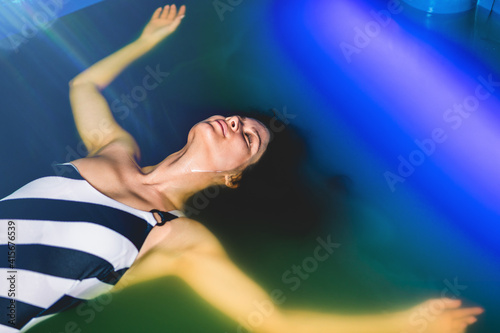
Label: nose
xmin=226 ymin=116 xmax=242 ymax=133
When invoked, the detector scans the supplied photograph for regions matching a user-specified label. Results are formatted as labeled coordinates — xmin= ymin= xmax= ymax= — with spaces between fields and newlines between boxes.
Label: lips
xmin=215 ymin=119 xmax=227 ymax=137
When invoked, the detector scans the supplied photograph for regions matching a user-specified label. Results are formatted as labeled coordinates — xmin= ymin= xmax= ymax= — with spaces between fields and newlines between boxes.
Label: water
xmin=1 ymin=0 xmax=498 ymax=332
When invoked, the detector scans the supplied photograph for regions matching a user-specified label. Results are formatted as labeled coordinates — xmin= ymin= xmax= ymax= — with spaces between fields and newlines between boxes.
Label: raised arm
xmin=68 ymin=4 xmax=185 ymax=157
xmin=113 ymin=218 xmax=483 ymax=333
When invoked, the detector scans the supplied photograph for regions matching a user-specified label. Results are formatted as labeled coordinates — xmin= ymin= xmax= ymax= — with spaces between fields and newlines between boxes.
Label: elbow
xmin=69 ymin=75 xmax=86 ymax=88
xmin=69 ymin=77 xmax=89 ymax=88
xmin=69 ymin=75 xmax=102 ymax=90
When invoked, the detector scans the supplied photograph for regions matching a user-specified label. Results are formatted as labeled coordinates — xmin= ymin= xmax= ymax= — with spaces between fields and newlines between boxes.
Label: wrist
xmin=131 ymin=36 xmax=156 ymax=53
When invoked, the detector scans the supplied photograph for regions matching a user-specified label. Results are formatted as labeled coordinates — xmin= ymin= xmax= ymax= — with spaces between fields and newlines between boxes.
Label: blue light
xmin=402 ymin=0 xmax=477 ymax=13
xmin=0 ymin=0 xmax=103 ymax=42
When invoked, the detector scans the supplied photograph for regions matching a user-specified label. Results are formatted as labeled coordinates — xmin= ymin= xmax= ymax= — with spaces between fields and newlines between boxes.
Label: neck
xmin=141 ymin=147 xmax=222 ymax=212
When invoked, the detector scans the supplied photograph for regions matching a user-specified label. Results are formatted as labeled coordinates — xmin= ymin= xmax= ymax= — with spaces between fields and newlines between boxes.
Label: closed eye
xmin=245 ymin=133 xmax=253 ymax=146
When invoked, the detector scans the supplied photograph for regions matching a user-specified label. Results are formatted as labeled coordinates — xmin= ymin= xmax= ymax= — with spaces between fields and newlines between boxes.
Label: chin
xmin=188 ymin=121 xmax=209 ymax=140
xmin=187 ymin=121 xmax=220 ymax=151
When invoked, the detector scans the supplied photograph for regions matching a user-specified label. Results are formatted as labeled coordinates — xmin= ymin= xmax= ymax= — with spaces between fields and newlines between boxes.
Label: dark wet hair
xmin=184 ymin=108 xmax=351 ymax=241
xmin=231 ymin=109 xmax=302 ymax=187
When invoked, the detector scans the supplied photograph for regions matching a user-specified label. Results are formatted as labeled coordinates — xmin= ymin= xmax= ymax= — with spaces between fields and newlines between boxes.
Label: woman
xmin=0 ymin=4 xmax=484 ymax=333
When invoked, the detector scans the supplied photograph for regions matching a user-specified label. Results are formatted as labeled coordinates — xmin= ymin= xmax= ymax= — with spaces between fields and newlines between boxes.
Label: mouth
xmin=215 ymin=119 xmax=227 ymax=137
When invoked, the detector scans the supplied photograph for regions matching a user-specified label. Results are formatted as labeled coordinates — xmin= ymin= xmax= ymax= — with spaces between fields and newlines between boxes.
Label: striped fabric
xmin=0 ymin=163 xmax=183 ymax=332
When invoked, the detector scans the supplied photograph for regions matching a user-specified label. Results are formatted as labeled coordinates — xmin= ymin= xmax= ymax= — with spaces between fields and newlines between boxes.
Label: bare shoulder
xmin=71 ymin=142 xmax=143 ymax=194
xmin=72 ymin=141 xmax=139 ymax=171
xmin=157 ymin=217 xmax=225 ymax=255
xmin=115 ymin=218 xmax=225 ymax=290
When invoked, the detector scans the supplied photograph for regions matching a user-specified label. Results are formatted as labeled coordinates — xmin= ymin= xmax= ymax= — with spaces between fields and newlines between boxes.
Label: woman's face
xmin=187 ymin=115 xmax=271 ymax=173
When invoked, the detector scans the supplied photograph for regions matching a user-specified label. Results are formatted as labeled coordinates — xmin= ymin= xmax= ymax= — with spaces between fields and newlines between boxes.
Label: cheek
xmin=191 ymin=124 xmax=252 ymax=170
xmin=213 ymin=141 xmax=251 ymax=170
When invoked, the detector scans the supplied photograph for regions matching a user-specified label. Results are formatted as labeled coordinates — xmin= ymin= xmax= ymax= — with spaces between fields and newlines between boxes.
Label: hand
xmin=401 ymin=298 xmax=484 ymax=333
xmin=139 ymin=4 xmax=186 ymax=45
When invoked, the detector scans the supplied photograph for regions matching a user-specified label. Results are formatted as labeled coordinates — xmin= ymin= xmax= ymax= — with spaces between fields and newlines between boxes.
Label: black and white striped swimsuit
xmin=0 ymin=163 xmax=183 ymax=332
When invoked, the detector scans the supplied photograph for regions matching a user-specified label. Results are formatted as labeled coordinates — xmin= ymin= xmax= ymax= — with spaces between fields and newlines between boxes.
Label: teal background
xmin=0 ymin=0 xmax=498 ymax=332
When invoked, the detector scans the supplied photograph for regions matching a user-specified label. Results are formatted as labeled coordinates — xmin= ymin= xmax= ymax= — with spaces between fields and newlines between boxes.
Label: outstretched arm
xmin=114 ymin=218 xmax=484 ymax=333
xmin=68 ymin=4 xmax=185 ymax=157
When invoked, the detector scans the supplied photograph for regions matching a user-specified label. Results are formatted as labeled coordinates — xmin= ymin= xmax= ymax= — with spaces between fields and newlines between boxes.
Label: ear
xmin=224 ymin=172 xmax=243 ymax=189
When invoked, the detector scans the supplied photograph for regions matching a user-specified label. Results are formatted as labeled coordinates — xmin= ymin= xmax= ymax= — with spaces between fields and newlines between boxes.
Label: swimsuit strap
xmin=150 ymin=209 xmax=179 ymax=226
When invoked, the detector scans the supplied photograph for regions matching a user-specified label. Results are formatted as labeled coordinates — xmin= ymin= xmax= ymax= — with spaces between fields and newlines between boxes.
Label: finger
xmin=152 ymin=7 xmax=162 ymax=20
xmin=425 ymin=298 xmax=461 ymax=311
xmin=450 ymin=315 xmax=479 ymax=333
xmin=439 ymin=298 xmax=462 ymax=309
xmin=451 ymin=322 xmax=467 ymax=333
xmin=460 ymin=316 xmax=478 ymax=324
xmin=160 ymin=5 xmax=170 ymax=19
xmin=167 ymin=14 xmax=183 ymax=31
xmin=177 ymin=4 xmax=186 ymax=17
xmin=167 ymin=4 xmax=177 ymax=21
xmin=451 ymin=307 xmax=484 ymax=318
